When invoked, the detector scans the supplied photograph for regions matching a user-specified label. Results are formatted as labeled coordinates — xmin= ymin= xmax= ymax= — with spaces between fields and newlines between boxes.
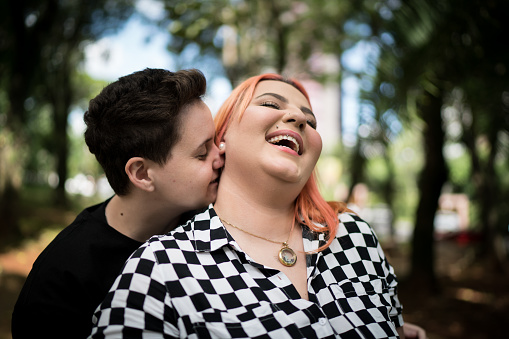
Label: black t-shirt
xmin=11 ymin=199 xmax=143 ymax=338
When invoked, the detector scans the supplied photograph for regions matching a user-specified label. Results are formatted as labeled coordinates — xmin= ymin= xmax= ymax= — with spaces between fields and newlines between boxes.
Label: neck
xmin=106 ymin=193 xmax=181 ymax=242
xmin=214 ymin=176 xmax=297 ymax=239
xmin=221 ymin=163 xmax=303 ymax=204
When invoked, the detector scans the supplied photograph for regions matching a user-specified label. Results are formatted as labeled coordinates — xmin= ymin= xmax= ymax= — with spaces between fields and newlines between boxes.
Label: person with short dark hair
xmin=11 ymin=68 xmax=224 ymax=338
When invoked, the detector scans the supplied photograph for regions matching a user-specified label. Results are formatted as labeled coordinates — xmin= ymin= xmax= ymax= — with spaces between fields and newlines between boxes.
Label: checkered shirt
xmin=90 ymin=204 xmax=403 ymax=338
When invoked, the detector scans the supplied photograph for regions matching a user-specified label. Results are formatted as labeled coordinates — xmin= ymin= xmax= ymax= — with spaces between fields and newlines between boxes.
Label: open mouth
xmin=267 ymin=135 xmax=301 ymax=155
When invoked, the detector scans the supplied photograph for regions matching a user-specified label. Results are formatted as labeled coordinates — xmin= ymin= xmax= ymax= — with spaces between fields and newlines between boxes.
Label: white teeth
xmin=267 ymin=135 xmax=300 ymax=153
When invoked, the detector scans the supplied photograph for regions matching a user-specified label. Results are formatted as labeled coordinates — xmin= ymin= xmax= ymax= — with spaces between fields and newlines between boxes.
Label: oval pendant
xmin=278 ymin=246 xmax=297 ymax=267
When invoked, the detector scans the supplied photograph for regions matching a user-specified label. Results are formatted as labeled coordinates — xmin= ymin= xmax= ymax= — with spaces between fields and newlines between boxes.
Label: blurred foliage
xmin=158 ymin=0 xmax=356 ymax=83
xmin=353 ymin=0 xmax=509 ymax=285
xmin=0 ymin=0 xmax=134 ymax=245
xmin=20 ymin=72 xmax=107 ymax=189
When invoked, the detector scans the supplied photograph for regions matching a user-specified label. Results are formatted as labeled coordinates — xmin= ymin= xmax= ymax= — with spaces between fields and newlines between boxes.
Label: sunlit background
xmin=1 ymin=0 xmax=508 ymax=338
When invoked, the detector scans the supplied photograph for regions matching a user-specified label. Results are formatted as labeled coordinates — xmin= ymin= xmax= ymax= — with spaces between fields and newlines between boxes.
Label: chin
xmin=205 ymin=194 xmax=216 ymax=206
xmin=276 ymin=167 xmax=304 ymax=182
xmin=263 ymin=161 xmax=299 ymax=177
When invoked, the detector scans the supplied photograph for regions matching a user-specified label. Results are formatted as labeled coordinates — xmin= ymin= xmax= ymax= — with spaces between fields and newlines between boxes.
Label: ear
xmin=125 ymin=157 xmax=155 ymax=192
xmin=218 ymin=141 xmax=226 ymax=155
xmin=218 ymin=133 xmax=229 ymax=155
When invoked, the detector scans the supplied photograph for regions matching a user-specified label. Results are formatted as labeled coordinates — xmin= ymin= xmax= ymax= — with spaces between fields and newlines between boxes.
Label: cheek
xmin=194 ymin=165 xmax=212 ymax=182
xmin=238 ymin=108 xmax=273 ymax=131
xmin=309 ymin=131 xmax=323 ymax=156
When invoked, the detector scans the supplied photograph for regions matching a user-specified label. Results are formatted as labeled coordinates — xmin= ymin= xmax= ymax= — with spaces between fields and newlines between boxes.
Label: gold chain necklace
xmin=219 ymin=218 xmax=297 ymax=267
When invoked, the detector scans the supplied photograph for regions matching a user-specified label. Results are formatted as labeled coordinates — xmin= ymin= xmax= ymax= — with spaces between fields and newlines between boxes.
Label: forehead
xmin=176 ymin=101 xmax=214 ymax=144
xmin=252 ymin=80 xmax=310 ymax=107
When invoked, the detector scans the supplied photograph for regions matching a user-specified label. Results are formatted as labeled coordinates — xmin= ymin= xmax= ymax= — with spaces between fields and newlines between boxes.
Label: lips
xmin=266 ymin=130 xmax=304 ymax=155
xmin=210 ymin=175 xmax=219 ymax=184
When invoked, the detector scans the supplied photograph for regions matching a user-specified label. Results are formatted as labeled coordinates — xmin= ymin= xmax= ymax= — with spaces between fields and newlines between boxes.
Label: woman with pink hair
xmin=91 ymin=74 xmax=414 ymax=338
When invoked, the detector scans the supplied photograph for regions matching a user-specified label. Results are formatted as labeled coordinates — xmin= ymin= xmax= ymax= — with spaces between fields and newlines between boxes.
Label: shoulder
xmin=338 ymin=212 xmax=374 ymax=234
xmin=22 ymin=200 xmax=139 ymax=284
xmin=50 ymin=200 xmax=109 ymax=242
xmin=30 ymin=203 xmax=104 ymax=261
xmin=144 ymin=216 xmax=198 ymax=252
xmin=36 ymin=200 xmax=131 ymax=256
xmin=137 ymin=205 xmax=228 ymax=265
xmin=333 ymin=212 xmax=379 ymax=248
xmin=142 ymin=206 xmax=215 ymax=250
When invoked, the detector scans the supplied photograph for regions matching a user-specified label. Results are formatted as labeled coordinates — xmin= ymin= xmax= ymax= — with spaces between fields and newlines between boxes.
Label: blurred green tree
xmin=0 ymin=0 xmax=134 ymax=244
xmin=359 ymin=0 xmax=509 ymax=289
xmin=158 ymin=0 xmax=355 ymax=83
xmin=161 ymin=0 xmax=297 ymax=83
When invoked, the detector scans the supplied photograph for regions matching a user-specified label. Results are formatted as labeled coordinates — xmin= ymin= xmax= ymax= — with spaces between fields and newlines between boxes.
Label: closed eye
xmin=307 ymin=119 xmax=317 ymax=129
xmin=196 ymin=152 xmax=208 ymax=160
xmin=261 ymin=101 xmax=280 ymax=109
xmin=195 ymin=138 xmax=213 ymax=160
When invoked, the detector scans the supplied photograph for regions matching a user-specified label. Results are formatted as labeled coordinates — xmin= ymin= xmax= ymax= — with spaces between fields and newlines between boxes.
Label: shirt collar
xmin=186 ymin=204 xmax=329 ymax=255
xmin=187 ymin=204 xmax=233 ymax=252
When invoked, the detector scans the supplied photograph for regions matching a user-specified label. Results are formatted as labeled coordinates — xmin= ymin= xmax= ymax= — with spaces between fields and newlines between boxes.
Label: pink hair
xmin=214 ymin=74 xmax=349 ymax=251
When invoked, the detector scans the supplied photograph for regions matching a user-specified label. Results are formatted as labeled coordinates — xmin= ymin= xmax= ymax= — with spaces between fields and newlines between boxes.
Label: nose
xmin=283 ymin=109 xmax=307 ymax=130
xmin=212 ymin=144 xmax=224 ymax=169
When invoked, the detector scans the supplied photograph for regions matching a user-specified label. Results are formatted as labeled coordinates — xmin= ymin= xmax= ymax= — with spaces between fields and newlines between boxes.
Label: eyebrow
xmin=256 ymin=92 xmax=315 ymax=118
xmin=196 ymin=137 xmax=213 ymax=151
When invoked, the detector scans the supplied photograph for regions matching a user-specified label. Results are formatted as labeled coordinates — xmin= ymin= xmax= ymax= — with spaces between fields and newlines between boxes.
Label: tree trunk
xmin=0 ymin=0 xmax=48 ymax=245
xmin=0 ymin=149 xmax=22 ymax=248
xmin=269 ymin=1 xmax=288 ymax=74
xmin=478 ymin=150 xmax=501 ymax=268
xmin=382 ymin=155 xmax=397 ymax=246
xmin=49 ymin=57 xmax=73 ymax=207
xmin=409 ymin=89 xmax=448 ymax=292
xmin=1 ymin=91 xmax=26 ymax=247
xmin=53 ymin=96 xmax=70 ymax=207
xmin=346 ymin=140 xmax=366 ymax=203
xmin=463 ymin=110 xmax=504 ymax=272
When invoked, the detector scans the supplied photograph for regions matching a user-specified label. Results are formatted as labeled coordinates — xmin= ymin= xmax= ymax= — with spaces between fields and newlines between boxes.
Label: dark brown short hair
xmin=84 ymin=68 xmax=206 ymax=195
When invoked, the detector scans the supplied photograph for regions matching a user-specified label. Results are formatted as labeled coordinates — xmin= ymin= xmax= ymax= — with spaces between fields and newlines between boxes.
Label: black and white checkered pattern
xmin=90 ymin=205 xmax=403 ymax=338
